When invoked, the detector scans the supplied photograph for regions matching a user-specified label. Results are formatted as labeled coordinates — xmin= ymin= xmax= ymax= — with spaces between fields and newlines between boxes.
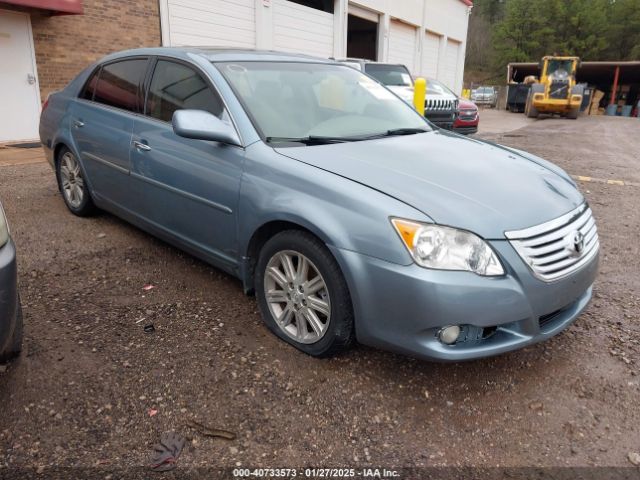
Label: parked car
xmin=453 ymin=98 xmax=479 ymax=135
xmin=338 ymin=59 xmax=458 ymax=130
xmin=471 ymin=86 xmax=498 ymax=107
xmin=0 ymin=200 xmax=22 ymax=363
xmin=40 ymin=48 xmax=599 ymax=362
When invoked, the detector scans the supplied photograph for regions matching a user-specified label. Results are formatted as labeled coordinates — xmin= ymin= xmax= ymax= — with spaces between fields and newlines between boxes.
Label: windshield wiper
xmin=267 ymin=128 xmax=428 ymax=146
xmin=266 ymin=135 xmax=356 ymax=145
xmin=357 ymin=127 xmax=429 ymax=141
xmin=385 ymin=127 xmax=430 ymax=136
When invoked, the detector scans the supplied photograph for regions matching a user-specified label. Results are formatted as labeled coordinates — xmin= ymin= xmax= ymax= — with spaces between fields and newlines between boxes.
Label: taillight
xmin=41 ymin=96 xmax=50 ymax=113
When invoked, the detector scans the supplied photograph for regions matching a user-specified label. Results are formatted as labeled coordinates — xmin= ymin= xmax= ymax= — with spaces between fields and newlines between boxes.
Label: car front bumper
xmin=330 ymin=240 xmax=598 ymax=361
xmin=424 ymin=110 xmax=456 ymax=130
xmin=0 ymin=238 xmax=19 ymax=355
xmin=453 ymin=125 xmax=478 ymax=135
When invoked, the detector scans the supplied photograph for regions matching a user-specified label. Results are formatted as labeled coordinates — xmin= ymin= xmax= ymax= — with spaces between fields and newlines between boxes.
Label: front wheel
xmin=255 ymin=230 xmax=354 ymax=357
xmin=567 ymin=108 xmax=579 ymax=119
xmin=525 ymin=93 xmax=539 ymax=118
xmin=56 ymin=147 xmax=96 ymax=216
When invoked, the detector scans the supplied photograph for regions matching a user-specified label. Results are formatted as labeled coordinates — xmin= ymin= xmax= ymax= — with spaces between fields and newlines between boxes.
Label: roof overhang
xmin=0 ymin=0 xmax=82 ymax=14
xmin=507 ymin=61 xmax=640 ymax=86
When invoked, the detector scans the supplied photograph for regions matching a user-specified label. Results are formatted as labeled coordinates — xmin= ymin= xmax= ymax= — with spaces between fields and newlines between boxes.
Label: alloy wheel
xmin=263 ymin=250 xmax=331 ymax=344
xmin=59 ymin=151 xmax=84 ymax=208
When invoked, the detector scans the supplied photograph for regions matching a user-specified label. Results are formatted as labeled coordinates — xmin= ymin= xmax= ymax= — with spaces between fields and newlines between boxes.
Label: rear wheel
xmin=255 ymin=230 xmax=354 ymax=357
xmin=56 ymin=147 xmax=96 ymax=216
xmin=567 ymin=108 xmax=579 ymax=119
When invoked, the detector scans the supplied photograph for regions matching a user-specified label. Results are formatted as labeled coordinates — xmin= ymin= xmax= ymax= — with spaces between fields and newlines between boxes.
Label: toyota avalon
xmin=39 ymin=48 xmax=599 ymax=361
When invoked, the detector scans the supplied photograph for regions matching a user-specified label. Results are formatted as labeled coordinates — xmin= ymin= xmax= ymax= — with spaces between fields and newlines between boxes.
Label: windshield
xmin=218 ymin=62 xmax=430 ymax=142
xmin=426 ymin=78 xmax=455 ymax=97
xmin=547 ymin=60 xmax=574 ymax=78
xmin=364 ymin=64 xmax=413 ymax=87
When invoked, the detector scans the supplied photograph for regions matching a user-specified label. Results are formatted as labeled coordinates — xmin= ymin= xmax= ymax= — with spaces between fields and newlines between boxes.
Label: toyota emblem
xmin=568 ymin=230 xmax=585 ymax=257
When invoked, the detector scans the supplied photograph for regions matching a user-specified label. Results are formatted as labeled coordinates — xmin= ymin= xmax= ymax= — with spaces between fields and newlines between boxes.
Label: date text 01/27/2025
xmin=232 ymin=468 xmax=401 ymax=478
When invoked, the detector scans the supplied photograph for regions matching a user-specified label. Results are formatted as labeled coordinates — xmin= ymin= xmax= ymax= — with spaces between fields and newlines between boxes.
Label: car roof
xmin=99 ymin=47 xmax=338 ymax=64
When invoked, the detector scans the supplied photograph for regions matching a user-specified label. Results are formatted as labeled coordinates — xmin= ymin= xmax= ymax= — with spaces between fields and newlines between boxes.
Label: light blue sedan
xmin=39 ymin=48 xmax=599 ymax=361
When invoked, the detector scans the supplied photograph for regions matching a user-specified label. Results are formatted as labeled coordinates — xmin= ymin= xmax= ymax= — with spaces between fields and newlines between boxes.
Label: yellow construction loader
xmin=525 ymin=56 xmax=583 ymax=119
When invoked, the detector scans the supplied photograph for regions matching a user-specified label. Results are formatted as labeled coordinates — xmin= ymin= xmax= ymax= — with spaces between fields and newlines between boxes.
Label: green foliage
xmin=467 ymin=0 xmax=640 ymax=77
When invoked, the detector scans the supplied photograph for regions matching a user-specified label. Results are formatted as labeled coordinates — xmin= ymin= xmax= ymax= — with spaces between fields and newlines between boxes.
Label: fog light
xmin=438 ymin=325 xmax=461 ymax=345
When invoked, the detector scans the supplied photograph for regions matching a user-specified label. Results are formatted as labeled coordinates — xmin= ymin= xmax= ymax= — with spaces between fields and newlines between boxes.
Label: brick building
xmin=1 ymin=0 xmax=160 ymax=141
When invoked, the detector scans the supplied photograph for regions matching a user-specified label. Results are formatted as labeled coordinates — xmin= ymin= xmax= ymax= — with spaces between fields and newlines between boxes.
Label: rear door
xmin=130 ymin=58 xmax=245 ymax=267
xmin=69 ymin=58 xmax=149 ymax=209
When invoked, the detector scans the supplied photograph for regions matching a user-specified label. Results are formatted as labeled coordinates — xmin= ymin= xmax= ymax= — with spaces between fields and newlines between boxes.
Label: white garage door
xmin=422 ymin=31 xmax=440 ymax=78
xmin=388 ymin=20 xmax=417 ymax=73
xmin=164 ymin=0 xmax=256 ymax=48
xmin=442 ymin=39 xmax=461 ymax=92
xmin=0 ymin=10 xmax=41 ymax=142
xmin=273 ymin=0 xmax=333 ymax=58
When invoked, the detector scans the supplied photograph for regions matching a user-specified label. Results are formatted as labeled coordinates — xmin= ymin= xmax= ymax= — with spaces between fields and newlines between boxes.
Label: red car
xmin=453 ymin=98 xmax=479 ymax=135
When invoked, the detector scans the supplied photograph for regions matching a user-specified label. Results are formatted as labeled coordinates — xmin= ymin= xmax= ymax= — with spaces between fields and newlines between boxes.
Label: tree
xmin=603 ymin=0 xmax=640 ymax=60
xmin=464 ymin=0 xmax=640 ymax=82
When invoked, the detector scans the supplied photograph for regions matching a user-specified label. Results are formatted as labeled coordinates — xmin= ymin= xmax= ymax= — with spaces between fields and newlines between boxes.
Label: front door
xmin=130 ymin=59 xmax=245 ymax=267
xmin=0 ymin=10 xmax=41 ymax=142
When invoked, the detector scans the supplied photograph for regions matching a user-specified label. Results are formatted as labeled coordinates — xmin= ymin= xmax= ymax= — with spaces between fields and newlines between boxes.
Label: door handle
xmin=133 ymin=140 xmax=152 ymax=152
xmin=73 ymin=120 xmax=84 ymax=128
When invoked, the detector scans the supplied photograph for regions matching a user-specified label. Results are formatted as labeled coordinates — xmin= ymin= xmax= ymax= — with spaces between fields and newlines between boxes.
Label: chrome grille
xmin=505 ymin=204 xmax=599 ymax=282
xmin=549 ymin=81 xmax=569 ymax=99
xmin=425 ymin=98 xmax=457 ymax=111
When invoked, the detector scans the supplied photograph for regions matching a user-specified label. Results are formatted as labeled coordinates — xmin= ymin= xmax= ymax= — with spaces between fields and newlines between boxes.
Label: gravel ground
xmin=0 ymin=113 xmax=639 ymax=477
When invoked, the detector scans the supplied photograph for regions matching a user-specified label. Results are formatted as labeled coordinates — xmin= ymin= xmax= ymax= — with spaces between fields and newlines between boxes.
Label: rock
xmin=229 ymin=446 xmax=239 ymax=455
xmin=97 ymin=233 xmax=106 ymax=239
xmin=628 ymin=452 xmax=640 ymax=466
xmin=529 ymin=401 xmax=544 ymax=411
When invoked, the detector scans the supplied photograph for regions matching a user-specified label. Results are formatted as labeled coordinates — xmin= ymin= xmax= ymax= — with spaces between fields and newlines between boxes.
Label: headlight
xmin=391 ymin=219 xmax=504 ymax=276
xmin=0 ymin=204 xmax=8 ymax=248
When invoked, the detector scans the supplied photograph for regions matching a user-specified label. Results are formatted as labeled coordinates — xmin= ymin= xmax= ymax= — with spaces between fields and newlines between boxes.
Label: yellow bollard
xmin=413 ymin=77 xmax=426 ymax=116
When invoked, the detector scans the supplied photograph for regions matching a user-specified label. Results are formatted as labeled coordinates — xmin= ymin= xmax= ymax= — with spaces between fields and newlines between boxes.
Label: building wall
xmin=2 ymin=0 xmax=161 ymax=101
xmin=159 ymin=0 xmax=471 ymax=93
xmin=346 ymin=0 xmax=470 ymax=92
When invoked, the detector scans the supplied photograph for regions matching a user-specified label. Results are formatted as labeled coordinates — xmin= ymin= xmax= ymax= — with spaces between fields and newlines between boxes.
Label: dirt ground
xmin=0 ymin=113 xmax=639 ymax=477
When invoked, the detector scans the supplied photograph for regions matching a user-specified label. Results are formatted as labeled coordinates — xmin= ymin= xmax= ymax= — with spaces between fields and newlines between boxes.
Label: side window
xmin=93 ymin=59 xmax=148 ymax=113
xmin=146 ymin=60 xmax=224 ymax=122
xmin=80 ymin=68 xmax=100 ymax=101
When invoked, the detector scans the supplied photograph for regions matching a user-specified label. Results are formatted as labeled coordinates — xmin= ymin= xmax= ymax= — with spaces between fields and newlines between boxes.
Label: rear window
xmin=364 ymin=64 xmax=413 ymax=87
xmin=80 ymin=68 xmax=100 ymax=100
xmin=92 ymin=59 xmax=148 ymax=113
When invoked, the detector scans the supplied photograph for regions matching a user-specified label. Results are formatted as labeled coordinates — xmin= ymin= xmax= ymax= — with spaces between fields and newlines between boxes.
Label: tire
xmin=255 ymin=230 xmax=354 ymax=357
xmin=525 ymin=93 xmax=539 ymax=118
xmin=567 ymin=108 xmax=579 ymax=120
xmin=0 ymin=301 xmax=23 ymax=363
xmin=56 ymin=147 xmax=97 ymax=216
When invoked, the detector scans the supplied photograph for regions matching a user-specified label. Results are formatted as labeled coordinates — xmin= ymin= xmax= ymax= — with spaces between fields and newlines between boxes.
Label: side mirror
xmin=172 ymin=109 xmax=241 ymax=146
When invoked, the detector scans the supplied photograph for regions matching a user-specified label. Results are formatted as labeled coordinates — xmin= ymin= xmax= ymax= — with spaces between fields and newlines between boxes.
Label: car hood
xmin=275 ymin=131 xmax=583 ymax=239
